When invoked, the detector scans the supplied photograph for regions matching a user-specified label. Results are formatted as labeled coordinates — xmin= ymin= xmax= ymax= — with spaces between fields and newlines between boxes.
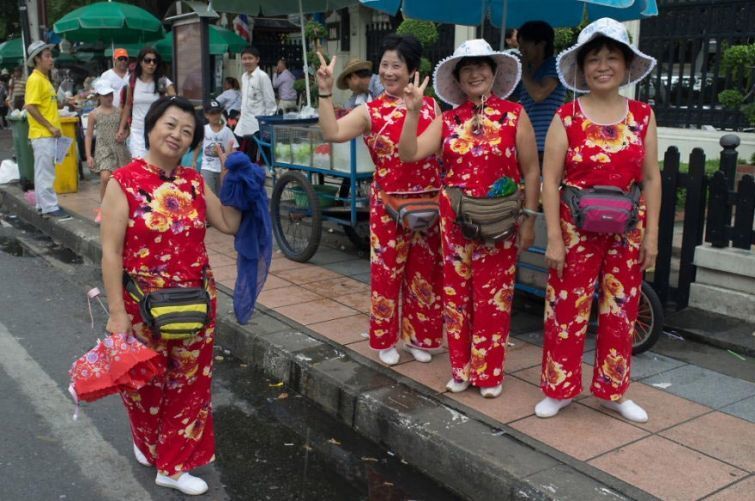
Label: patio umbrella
xmin=213 ymin=0 xmax=359 ymax=108
xmin=0 ymin=38 xmax=24 ymax=68
xmin=360 ymin=0 xmax=658 ymax=47
xmin=53 ymin=1 xmax=165 ymax=44
xmin=155 ymin=25 xmax=248 ymax=59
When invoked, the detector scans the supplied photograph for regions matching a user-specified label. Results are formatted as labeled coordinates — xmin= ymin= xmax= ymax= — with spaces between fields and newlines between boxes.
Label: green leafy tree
xmin=717 ymin=43 xmax=755 ymax=126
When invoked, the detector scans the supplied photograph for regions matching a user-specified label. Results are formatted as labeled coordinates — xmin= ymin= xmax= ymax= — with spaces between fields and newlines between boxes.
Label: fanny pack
xmin=124 ymin=271 xmax=211 ymax=340
xmin=562 ymin=184 xmax=642 ymax=234
xmin=378 ymin=189 xmax=439 ymax=232
xmin=446 ymin=187 xmax=521 ymax=243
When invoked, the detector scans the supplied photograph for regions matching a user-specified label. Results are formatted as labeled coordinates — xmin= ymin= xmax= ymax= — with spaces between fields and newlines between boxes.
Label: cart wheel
xmin=342 ymin=221 xmax=370 ymax=251
xmin=632 ymin=282 xmax=664 ymax=355
xmin=271 ymin=171 xmax=322 ymax=262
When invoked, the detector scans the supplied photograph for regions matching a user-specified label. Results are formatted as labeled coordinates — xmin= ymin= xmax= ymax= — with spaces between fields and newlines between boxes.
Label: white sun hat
xmin=557 ymin=17 xmax=656 ymax=93
xmin=433 ymin=39 xmax=521 ymax=107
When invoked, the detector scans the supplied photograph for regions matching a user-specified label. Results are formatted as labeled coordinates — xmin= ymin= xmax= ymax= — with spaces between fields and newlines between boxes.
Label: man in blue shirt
xmin=517 ymin=21 xmax=566 ymax=164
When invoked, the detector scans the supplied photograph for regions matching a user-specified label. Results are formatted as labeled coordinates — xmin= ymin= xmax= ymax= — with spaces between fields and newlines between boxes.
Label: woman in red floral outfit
xmin=536 ymin=18 xmax=660 ymax=422
xmin=399 ymin=40 xmax=541 ymax=398
xmin=101 ymin=96 xmax=241 ymax=495
xmin=317 ymin=35 xmax=443 ymax=366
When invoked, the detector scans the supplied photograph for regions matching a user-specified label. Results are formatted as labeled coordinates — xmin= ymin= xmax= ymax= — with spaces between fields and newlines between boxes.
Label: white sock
xmin=446 ymin=378 xmax=470 ymax=393
xmin=601 ymin=399 xmax=649 ymax=423
xmin=378 ymin=347 xmax=400 ymax=366
xmin=405 ymin=346 xmax=432 ymax=363
xmin=535 ymin=397 xmax=573 ymax=418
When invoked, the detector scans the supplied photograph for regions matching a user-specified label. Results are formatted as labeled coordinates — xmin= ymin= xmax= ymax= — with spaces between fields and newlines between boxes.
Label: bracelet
xmin=522 ymin=208 xmax=541 ymax=217
xmin=318 ymin=93 xmax=332 ymax=98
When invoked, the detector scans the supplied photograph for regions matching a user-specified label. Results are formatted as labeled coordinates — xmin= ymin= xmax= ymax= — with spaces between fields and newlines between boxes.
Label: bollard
xmin=719 ymin=134 xmax=740 ymax=191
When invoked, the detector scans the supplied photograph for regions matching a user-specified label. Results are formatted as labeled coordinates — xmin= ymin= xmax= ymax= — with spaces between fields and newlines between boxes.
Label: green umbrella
xmin=155 ymin=25 xmax=247 ymax=58
xmin=53 ymin=1 xmax=165 ymax=44
xmin=0 ymin=38 xmax=24 ymax=67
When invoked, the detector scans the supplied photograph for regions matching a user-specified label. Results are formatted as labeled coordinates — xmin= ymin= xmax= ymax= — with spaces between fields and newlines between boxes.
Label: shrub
xmin=396 ymin=19 xmax=439 ymax=48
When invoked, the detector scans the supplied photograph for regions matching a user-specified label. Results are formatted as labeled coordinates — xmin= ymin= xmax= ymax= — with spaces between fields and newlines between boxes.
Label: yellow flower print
xmin=599 ymin=273 xmax=625 ymax=315
xmin=444 ymin=286 xmax=456 ymax=296
xmin=600 ymin=348 xmax=628 ymax=388
xmin=371 ymin=293 xmax=396 ymax=322
xmin=144 ymin=212 xmax=171 ymax=232
xmin=560 ymin=219 xmax=580 ymax=248
xmin=491 ymin=287 xmax=513 ymax=313
xmin=151 ymin=183 xmax=197 ymax=219
xmin=409 ymin=273 xmax=435 ymax=308
xmin=444 ymin=305 xmax=464 ymax=335
xmin=574 ymin=294 xmax=592 ymax=325
xmin=545 ymin=284 xmax=556 ymax=303
xmin=573 ymin=151 xmax=583 ymax=163
xmin=543 ymin=352 xmax=567 ymax=389
xmin=603 ymin=274 xmax=625 ymax=299
xmin=471 ymin=346 xmax=488 ymax=375
xmin=371 ymin=135 xmax=395 ymax=159
xmin=583 ymin=121 xmax=637 ymax=153
xmin=563 ymin=115 xmax=573 ymax=127
xmin=590 ymin=153 xmax=611 ymax=164
xmin=402 ymin=317 xmax=417 ymax=343
xmin=453 ymin=259 xmax=472 ymax=280
xmin=450 ymin=138 xmax=473 ymax=156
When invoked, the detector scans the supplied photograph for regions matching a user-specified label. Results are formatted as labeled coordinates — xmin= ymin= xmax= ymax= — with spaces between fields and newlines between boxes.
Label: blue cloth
xmin=219 ymin=152 xmax=272 ymax=324
xmin=518 ymin=56 xmax=566 ymax=152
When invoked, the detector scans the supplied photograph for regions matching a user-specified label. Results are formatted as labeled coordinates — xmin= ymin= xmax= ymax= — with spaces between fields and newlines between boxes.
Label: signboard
xmin=173 ymin=20 xmax=203 ymax=102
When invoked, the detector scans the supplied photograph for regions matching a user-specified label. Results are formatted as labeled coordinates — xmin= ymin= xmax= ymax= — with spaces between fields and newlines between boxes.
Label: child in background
xmin=85 ymin=82 xmax=131 ymax=223
xmin=194 ymin=100 xmax=238 ymax=194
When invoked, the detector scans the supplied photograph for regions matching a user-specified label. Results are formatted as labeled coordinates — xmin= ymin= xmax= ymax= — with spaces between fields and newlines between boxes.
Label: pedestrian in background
xmin=24 ymin=41 xmax=72 ymax=220
xmin=99 ymin=48 xmax=130 ymax=108
xmin=215 ymin=76 xmax=241 ymax=119
xmin=195 ymin=100 xmax=238 ymax=194
xmin=536 ymin=18 xmax=660 ymax=423
xmin=8 ymin=66 xmax=26 ymax=111
xmin=234 ymin=47 xmax=276 ymax=163
xmin=101 ymin=96 xmax=241 ymax=495
xmin=272 ymin=57 xmax=297 ymax=112
xmin=0 ymin=71 xmax=9 ymax=128
xmin=337 ymin=58 xmax=384 ymax=109
xmin=85 ymin=82 xmax=131 ymax=223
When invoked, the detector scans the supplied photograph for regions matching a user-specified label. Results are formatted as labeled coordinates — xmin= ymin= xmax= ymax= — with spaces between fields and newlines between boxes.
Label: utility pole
xmin=17 ymin=0 xmax=32 ymax=76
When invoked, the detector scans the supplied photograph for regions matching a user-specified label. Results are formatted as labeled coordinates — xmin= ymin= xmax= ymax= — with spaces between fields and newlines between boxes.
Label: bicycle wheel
xmin=270 ymin=171 xmax=322 ymax=262
xmin=632 ymin=282 xmax=664 ymax=355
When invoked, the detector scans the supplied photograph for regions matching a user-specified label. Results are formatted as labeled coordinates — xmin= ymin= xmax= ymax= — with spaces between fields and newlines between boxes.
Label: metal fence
xmin=638 ymin=0 xmax=755 ymax=130
xmin=366 ymin=17 xmax=456 ymax=71
xmin=253 ymin=30 xmax=304 ymax=77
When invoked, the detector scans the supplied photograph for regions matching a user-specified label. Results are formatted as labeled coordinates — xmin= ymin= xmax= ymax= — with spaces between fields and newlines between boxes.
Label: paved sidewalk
xmin=2 ymin=171 xmax=754 ymax=500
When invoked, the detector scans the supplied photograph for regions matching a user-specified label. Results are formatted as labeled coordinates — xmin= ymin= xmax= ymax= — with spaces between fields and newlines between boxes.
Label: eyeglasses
xmin=116 ymin=57 xmax=128 ymax=62
xmin=142 ymin=57 xmax=158 ymax=65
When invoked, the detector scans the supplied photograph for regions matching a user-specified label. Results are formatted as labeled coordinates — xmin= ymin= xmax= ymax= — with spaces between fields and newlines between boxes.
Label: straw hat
xmin=336 ymin=59 xmax=373 ymax=90
xmin=26 ymin=40 xmax=56 ymax=67
xmin=556 ymin=17 xmax=656 ymax=93
xmin=433 ymin=39 xmax=521 ymax=107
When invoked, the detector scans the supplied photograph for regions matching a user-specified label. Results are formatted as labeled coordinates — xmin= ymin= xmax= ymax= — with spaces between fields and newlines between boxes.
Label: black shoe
xmin=43 ymin=209 xmax=72 ymax=221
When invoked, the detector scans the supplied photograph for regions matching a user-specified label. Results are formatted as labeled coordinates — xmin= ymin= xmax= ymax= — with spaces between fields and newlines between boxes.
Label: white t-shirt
xmin=98 ymin=69 xmax=129 ymax=108
xmin=201 ymin=123 xmax=238 ymax=173
xmin=129 ymin=76 xmax=173 ymax=158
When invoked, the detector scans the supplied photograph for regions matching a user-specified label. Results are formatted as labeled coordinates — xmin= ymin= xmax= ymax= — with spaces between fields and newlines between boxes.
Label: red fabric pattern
xmin=112 ymin=159 xmax=216 ymax=475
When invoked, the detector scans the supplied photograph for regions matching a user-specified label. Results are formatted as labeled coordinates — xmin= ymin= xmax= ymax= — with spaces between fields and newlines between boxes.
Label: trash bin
xmin=55 ymin=116 xmax=80 ymax=194
xmin=7 ymin=115 xmax=34 ymax=190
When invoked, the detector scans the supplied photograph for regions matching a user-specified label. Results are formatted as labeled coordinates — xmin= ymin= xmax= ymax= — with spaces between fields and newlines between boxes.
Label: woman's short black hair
xmin=518 ymin=20 xmax=555 ymax=58
xmin=224 ymin=76 xmax=240 ymax=90
xmin=380 ymin=34 xmax=422 ymax=74
xmin=576 ymin=36 xmax=635 ymax=70
xmin=143 ymin=96 xmax=203 ymax=152
xmin=452 ymin=56 xmax=497 ymax=81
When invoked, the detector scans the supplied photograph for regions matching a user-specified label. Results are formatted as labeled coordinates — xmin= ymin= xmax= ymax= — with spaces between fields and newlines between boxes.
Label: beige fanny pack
xmin=446 ymin=187 xmax=521 ymax=243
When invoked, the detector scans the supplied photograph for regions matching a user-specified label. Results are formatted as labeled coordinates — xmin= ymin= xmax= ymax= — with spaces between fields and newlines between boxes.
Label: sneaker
xmin=600 ymin=399 xmax=649 ymax=423
xmin=378 ymin=347 xmax=400 ymax=366
xmin=43 ymin=209 xmax=72 ymax=221
xmin=155 ymin=472 xmax=208 ymax=495
xmin=404 ymin=346 xmax=432 ymax=363
xmin=480 ymin=384 xmax=503 ymax=398
xmin=446 ymin=378 xmax=470 ymax=393
xmin=133 ymin=443 xmax=152 ymax=467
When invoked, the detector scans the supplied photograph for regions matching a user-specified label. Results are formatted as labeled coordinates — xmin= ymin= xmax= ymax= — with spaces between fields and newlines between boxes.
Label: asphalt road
xmin=0 ymin=220 xmax=458 ymax=501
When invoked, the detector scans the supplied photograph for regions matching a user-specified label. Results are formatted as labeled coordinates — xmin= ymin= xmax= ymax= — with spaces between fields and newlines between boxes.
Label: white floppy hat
xmin=433 ymin=39 xmax=521 ymax=107
xmin=26 ymin=40 xmax=56 ymax=67
xmin=556 ymin=17 xmax=656 ymax=93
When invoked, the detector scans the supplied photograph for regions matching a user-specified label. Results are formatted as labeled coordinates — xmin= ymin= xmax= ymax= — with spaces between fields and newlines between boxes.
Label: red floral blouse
xmin=558 ymin=99 xmax=652 ymax=191
xmin=112 ymin=159 xmax=209 ymax=289
xmin=363 ymin=94 xmax=442 ymax=194
xmin=442 ymin=95 xmax=523 ymax=197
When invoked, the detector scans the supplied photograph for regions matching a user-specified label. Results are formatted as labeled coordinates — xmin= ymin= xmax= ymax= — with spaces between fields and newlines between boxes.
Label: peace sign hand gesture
xmin=403 ymin=72 xmax=429 ymax=114
xmin=315 ymin=52 xmax=337 ymax=94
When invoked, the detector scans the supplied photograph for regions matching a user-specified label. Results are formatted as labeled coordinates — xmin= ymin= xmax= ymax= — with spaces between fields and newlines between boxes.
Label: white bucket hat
xmin=433 ymin=39 xmax=521 ymax=107
xmin=26 ymin=40 xmax=56 ymax=67
xmin=557 ymin=17 xmax=656 ymax=93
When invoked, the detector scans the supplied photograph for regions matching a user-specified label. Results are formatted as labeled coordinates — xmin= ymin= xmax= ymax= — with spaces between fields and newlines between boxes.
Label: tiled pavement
xmin=55 ymin=177 xmax=755 ymax=500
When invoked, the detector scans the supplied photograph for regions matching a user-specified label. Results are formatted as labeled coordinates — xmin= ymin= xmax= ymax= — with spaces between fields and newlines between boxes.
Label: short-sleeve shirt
xmin=98 ymin=69 xmax=129 ymax=108
xmin=558 ymin=99 xmax=652 ymax=192
xmin=25 ymin=69 xmax=61 ymax=139
xmin=518 ymin=56 xmax=566 ymax=152
xmin=201 ymin=124 xmax=239 ymax=173
xmin=441 ymin=95 xmax=523 ymax=197
xmin=131 ymin=76 xmax=173 ymax=136
xmin=363 ymin=94 xmax=441 ymax=193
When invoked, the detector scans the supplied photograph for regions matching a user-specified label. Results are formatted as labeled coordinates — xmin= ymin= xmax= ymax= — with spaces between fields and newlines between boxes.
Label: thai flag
xmin=233 ymin=14 xmax=251 ymax=42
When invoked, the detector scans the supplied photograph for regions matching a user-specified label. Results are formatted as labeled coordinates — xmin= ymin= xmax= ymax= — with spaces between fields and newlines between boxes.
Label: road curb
xmin=0 ymin=183 xmax=654 ymax=501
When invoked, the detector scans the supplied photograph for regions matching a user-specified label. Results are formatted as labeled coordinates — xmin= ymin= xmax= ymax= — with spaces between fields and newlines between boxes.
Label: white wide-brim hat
xmin=26 ymin=40 xmax=56 ymax=67
xmin=557 ymin=17 xmax=656 ymax=93
xmin=433 ymin=39 xmax=521 ymax=107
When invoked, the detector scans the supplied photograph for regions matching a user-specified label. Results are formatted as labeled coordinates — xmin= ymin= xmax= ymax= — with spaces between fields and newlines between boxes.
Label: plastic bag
xmin=0 ymin=159 xmax=19 ymax=184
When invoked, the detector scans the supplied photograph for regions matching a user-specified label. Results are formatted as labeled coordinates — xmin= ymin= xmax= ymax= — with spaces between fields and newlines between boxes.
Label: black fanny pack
xmin=124 ymin=271 xmax=211 ymax=340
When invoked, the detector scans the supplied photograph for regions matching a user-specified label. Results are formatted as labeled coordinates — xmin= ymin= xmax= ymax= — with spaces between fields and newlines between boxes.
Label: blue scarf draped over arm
xmin=219 ymin=152 xmax=272 ymax=324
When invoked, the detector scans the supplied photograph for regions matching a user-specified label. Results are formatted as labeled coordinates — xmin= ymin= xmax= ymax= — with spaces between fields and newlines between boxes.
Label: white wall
xmin=657 ymin=127 xmax=755 ymax=164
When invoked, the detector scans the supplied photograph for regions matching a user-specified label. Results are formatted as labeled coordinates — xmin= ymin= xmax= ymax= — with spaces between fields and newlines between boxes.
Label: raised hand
xmin=315 ymin=52 xmax=337 ymax=94
xmin=403 ymin=72 xmax=429 ymax=114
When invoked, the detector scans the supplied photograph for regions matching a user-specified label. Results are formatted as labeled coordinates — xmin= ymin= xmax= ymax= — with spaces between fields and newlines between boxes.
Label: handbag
xmin=562 ymin=184 xmax=642 ymax=234
xmin=446 ymin=187 xmax=521 ymax=243
xmin=123 ymin=271 xmax=211 ymax=340
xmin=378 ymin=189 xmax=440 ymax=232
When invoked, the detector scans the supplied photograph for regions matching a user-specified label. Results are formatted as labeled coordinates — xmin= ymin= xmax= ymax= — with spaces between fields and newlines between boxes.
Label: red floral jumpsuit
xmin=113 ymin=159 xmax=217 ymax=476
xmin=440 ymin=96 xmax=523 ymax=387
xmin=363 ymin=94 xmax=443 ymax=350
xmin=541 ymin=99 xmax=651 ymax=401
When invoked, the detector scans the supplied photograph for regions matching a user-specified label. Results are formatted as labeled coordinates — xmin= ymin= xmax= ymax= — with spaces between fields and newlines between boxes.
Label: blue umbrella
xmin=360 ymin=0 xmax=657 ymax=46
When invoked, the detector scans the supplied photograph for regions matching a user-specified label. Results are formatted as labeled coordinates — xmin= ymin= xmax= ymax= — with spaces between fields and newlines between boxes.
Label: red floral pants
xmin=541 ymin=205 xmax=645 ymax=401
xmin=440 ymin=189 xmax=518 ymax=388
xmin=369 ymin=188 xmax=443 ymax=350
xmin=120 ymin=288 xmax=216 ymax=476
